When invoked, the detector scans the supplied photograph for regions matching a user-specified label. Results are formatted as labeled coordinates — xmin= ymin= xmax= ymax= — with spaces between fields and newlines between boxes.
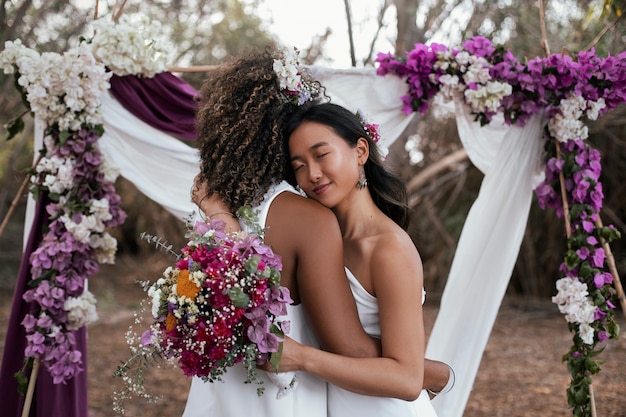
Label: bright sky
xmin=258 ymin=0 xmax=397 ymax=68
xmin=75 ymin=0 xmax=397 ymax=68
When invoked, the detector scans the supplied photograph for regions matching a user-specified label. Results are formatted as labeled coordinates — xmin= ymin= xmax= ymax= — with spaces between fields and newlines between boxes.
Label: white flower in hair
xmin=273 ymin=49 xmax=301 ymax=91
xmin=273 ymin=47 xmax=320 ymax=105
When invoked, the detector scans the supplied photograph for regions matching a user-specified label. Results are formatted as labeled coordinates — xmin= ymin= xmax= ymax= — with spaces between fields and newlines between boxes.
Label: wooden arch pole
xmin=596 ymin=217 xmax=626 ymax=320
xmin=0 ymin=171 xmax=30 ymax=240
xmin=20 ymin=359 xmax=40 ymax=417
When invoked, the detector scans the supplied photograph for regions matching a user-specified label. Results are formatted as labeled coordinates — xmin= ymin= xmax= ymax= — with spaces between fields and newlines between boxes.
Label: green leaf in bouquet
xmin=599 ymin=226 xmax=620 ymax=242
xmin=564 ymin=249 xmax=580 ymax=269
xmin=571 ymin=381 xmax=588 ymax=405
xmin=58 ymin=130 xmax=72 ymax=145
xmin=608 ymin=320 xmax=620 ymax=339
xmin=245 ymin=256 xmax=260 ymax=274
xmin=268 ymin=268 xmax=281 ymax=286
xmin=569 ymin=204 xmax=585 ymax=220
xmin=228 ymin=286 xmax=250 ymax=307
xmin=268 ymin=324 xmax=285 ymax=373
xmin=237 ymin=205 xmax=268 ymax=238
xmin=591 ymin=291 xmax=605 ymax=306
xmin=578 ymin=261 xmax=592 ymax=279
xmin=139 ymin=232 xmax=181 ymax=260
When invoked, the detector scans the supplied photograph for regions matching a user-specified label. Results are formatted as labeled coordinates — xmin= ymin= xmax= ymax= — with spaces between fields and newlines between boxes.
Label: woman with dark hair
xmin=276 ymin=102 xmax=453 ymax=416
xmin=284 ymin=103 xmax=410 ymax=228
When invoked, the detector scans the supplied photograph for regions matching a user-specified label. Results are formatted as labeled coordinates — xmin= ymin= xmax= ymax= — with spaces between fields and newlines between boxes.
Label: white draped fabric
xmin=22 ymin=69 xmax=545 ymax=417
xmin=305 ymin=66 xmax=416 ymax=150
xmin=98 ymin=91 xmax=200 ymax=220
xmin=426 ymin=100 xmax=547 ymax=417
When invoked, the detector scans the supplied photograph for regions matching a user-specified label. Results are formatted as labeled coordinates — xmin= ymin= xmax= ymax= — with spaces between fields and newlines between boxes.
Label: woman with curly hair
xmin=194 ymin=49 xmax=301 ymax=214
xmin=185 ymin=46 xmax=451 ymax=417
xmin=183 ymin=45 xmax=377 ymax=417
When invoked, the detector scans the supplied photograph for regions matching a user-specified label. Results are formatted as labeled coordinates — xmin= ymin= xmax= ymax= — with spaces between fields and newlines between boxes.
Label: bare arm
xmin=274 ymin=233 xmax=426 ymax=400
xmin=267 ymin=194 xmax=380 ymax=358
xmin=424 ymin=359 xmax=451 ymax=397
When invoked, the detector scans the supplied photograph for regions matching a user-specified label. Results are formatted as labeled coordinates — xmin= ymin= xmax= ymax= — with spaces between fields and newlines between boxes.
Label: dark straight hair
xmin=284 ymin=102 xmax=410 ymax=229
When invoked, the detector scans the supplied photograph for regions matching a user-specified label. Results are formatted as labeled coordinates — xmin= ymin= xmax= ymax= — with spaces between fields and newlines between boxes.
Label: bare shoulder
xmin=269 ymin=192 xmax=340 ymax=231
xmin=266 ymin=191 xmax=342 ymax=246
xmin=369 ymin=225 xmax=423 ymax=291
xmin=372 ymin=226 xmax=422 ymax=267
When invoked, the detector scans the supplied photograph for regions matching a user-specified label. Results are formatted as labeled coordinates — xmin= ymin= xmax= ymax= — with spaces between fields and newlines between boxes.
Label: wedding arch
xmin=0 ymin=10 xmax=624 ymax=417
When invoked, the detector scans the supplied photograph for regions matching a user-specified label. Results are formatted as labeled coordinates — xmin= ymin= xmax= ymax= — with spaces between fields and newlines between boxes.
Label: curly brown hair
xmin=195 ymin=46 xmax=323 ymax=212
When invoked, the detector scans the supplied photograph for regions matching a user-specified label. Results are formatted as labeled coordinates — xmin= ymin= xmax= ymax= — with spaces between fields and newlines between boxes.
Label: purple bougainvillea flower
xmin=590 ymin=248 xmax=606 ymax=268
xmin=576 ymin=247 xmax=589 ymax=261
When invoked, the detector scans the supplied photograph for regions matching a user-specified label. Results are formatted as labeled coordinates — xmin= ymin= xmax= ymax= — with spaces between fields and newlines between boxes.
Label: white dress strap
xmin=245 ymin=181 xmax=298 ymax=229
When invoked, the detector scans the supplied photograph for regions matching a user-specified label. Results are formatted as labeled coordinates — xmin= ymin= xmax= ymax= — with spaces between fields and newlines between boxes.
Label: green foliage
xmin=228 ymin=286 xmax=250 ymax=308
xmin=268 ymin=323 xmax=285 ymax=373
xmin=13 ymin=357 xmax=33 ymax=396
xmin=4 ymin=116 xmax=24 ymax=141
xmin=139 ymin=232 xmax=181 ymax=260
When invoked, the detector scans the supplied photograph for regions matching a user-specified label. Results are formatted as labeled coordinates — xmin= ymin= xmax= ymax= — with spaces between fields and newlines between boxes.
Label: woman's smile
xmin=312 ymin=182 xmax=331 ymax=195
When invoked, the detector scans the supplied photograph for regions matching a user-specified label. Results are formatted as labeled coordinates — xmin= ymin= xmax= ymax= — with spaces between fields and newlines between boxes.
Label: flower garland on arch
xmin=0 ymin=39 xmax=127 ymax=387
xmin=0 ymin=12 xmax=168 ymax=389
xmin=376 ymin=36 xmax=624 ymax=417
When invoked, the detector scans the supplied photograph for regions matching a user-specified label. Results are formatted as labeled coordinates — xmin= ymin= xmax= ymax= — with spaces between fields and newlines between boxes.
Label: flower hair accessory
xmin=356 ymin=109 xmax=388 ymax=158
xmin=273 ymin=47 xmax=320 ymax=106
xmin=356 ymin=109 xmax=381 ymax=143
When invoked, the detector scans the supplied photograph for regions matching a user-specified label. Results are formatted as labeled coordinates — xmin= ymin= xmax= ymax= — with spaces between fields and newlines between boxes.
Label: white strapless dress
xmin=182 ymin=182 xmax=326 ymax=417
xmin=327 ymin=268 xmax=438 ymax=417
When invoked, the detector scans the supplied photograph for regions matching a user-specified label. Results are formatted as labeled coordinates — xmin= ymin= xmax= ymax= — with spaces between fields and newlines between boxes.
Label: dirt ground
xmin=1 ymin=253 xmax=625 ymax=417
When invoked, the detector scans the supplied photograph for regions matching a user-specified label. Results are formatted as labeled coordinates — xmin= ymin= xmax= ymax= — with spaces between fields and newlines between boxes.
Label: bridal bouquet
xmin=113 ymin=207 xmax=291 ymax=412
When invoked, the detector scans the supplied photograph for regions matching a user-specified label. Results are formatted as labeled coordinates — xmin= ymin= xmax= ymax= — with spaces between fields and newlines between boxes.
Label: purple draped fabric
xmin=0 ymin=196 xmax=88 ymax=417
xmin=109 ymin=71 xmax=199 ymax=141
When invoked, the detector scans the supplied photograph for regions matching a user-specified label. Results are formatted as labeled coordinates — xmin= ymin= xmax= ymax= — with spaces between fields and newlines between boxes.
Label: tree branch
xmin=582 ymin=13 xmax=625 ymax=52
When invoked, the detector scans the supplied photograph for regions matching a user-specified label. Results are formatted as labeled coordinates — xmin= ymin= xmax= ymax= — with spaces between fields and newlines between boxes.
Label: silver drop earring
xmin=357 ymin=168 xmax=367 ymax=190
